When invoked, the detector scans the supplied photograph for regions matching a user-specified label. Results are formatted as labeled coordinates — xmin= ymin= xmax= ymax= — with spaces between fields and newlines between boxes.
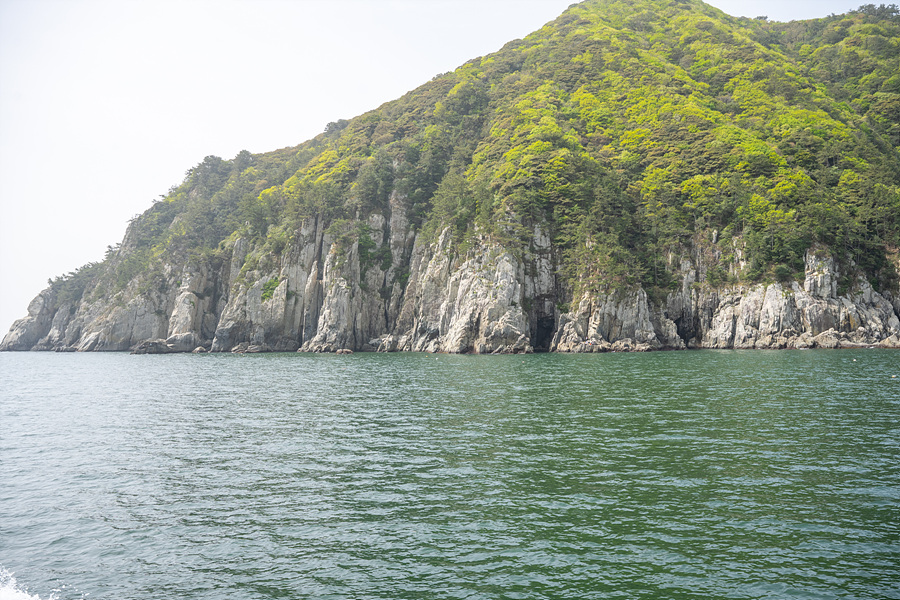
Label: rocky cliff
xmin=3 ymin=196 xmax=899 ymax=353
xmin=553 ymin=251 xmax=900 ymax=352
xmin=4 ymin=0 xmax=900 ymax=353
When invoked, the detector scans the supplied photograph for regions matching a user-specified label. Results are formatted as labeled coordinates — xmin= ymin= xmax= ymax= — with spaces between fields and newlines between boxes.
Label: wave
xmin=0 ymin=569 xmax=55 ymax=600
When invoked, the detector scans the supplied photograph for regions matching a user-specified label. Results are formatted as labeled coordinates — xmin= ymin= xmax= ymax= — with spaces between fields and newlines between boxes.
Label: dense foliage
xmin=51 ymin=0 xmax=900 ymax=304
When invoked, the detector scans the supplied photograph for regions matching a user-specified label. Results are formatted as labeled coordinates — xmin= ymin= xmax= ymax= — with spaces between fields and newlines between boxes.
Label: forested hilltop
xmin=4 ymin=0 xmax=900 ymax=353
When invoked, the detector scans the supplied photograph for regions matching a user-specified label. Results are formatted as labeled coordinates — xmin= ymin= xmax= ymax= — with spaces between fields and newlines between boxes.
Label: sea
xmin=1 ymin=349 xmax=898 ymax=600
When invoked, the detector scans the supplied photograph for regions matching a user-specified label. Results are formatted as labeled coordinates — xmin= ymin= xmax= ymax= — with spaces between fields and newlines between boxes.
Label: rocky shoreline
xmin=3 ymin=199 xmax=899 ymax=355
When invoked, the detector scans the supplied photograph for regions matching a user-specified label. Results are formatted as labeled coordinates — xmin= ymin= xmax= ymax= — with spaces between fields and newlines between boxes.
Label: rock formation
xmin=3 ymin=202 xmax=898 ymax=354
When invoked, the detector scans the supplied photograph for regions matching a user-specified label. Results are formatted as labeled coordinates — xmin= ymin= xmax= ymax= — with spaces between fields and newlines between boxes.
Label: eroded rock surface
xmin=3 ymin=216 xmax=899 ymax=356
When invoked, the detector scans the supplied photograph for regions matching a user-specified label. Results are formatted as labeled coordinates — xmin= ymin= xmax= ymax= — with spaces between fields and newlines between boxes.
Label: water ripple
xmin=1 ymin=350 xmax=899 ymax=599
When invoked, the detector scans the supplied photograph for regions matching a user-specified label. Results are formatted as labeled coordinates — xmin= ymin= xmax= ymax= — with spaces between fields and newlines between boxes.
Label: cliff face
xmin=553 ymin=251 xmax=900 ymax=352
xmin=4 ymin=199 xmax=899 ymax=353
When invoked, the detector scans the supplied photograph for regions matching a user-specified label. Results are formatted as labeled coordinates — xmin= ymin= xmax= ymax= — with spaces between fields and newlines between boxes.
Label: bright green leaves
xmin=351 ymin=150 xmax=395 ymax=213
xmin=740 ymin=194 xmax=795 ymax=231
xmin=261 ymin=277 xmax=280 ymax=302
xmin=571 ymin=87 xmax=613 ymax=136
xmin=302 ymin=150 xmax=352 ymax=186
xmin=423 ymin=171 xmax=478 ymax=242
xmin=471 ymin=82 xmax=579 ymax=219
xmin=738 ymin=194 xmax=806 ymax=278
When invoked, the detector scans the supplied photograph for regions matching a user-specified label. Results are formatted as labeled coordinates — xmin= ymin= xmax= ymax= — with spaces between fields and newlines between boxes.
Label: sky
xmin=0 ymin=0 xmax=867 ymax=332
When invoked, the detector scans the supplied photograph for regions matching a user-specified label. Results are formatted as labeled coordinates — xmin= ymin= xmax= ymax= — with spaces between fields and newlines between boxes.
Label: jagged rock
xmin=131 ymin=339 xmax=174 ymax=354
xmin=804 ymin=251 xmax=838 ymax=298
xmin=611 ymin=338 xmax=646 ymax=352
xmin=166 ymin=332 xmax=198 ymax=353
xmin=384 ymin=229 xmax=535 ymax=354
xmin=0 ymin=289 xmax=57 ymax=351
xmin=191 ymin=346 xmax=208 ymax=353
xmin=552 ymin=288 xmax=667 ymax=352
xmin=791 ymin=332 xmax=815 ymax=349
xmin=878 ymin=334 xmax=900 ymax=348
xmin=813 ymin=329 xmax=841 ymax=349
xmin=3 ymin=223 xmax=900 ymax=355
xmin=336 ymin=348 xmax=353 ymax=354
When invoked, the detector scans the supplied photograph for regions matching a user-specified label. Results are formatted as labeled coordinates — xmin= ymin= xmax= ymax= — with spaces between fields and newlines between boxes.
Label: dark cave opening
xmin=533 ymin=316 xmax=556 ymax=352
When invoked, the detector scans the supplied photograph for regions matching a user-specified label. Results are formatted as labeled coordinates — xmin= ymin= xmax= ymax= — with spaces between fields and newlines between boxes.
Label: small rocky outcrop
xmin=552 ymin=288 xmax=680 ymax=352
xmin=131 ymin=339 xmax=174 ymax=354
xmin=0 ymin=290 xmax=58 ymax=351
xmin=387 ymin=229 xmax=534 ymax=354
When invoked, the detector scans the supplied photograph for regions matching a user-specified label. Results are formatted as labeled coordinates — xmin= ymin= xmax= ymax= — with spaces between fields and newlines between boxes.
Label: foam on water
xmin=0 ymin=569 xmax=54 ymax=600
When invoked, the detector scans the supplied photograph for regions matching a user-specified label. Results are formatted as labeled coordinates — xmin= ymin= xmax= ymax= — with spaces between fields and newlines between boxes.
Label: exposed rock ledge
xmin=2 ymin=208 xmax=899 ymax=355
xmin=553 ymin=264 xmax=900 ymax=352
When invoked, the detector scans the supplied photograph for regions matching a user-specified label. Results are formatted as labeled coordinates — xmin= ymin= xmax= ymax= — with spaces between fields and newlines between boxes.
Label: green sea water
xmin=1 ymin=350 xmax=898 ymax=599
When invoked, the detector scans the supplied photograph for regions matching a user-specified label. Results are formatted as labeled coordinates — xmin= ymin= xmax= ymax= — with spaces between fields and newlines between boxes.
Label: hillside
xmin=4 ymin=0 xmax=900 ymax=353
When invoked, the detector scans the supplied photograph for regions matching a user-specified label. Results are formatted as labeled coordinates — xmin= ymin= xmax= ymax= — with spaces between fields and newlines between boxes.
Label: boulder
xmin=131 ymin=339 xmax=174 ymax=354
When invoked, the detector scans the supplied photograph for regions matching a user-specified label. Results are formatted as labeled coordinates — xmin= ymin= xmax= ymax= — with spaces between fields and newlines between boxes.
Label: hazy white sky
xmin=0 ymin=0 xmax=866 ymax=331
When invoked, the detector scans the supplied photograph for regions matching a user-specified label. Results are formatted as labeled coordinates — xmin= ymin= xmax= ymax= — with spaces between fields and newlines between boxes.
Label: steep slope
xmin=4 ymin=0 xmax=900 ymax=353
